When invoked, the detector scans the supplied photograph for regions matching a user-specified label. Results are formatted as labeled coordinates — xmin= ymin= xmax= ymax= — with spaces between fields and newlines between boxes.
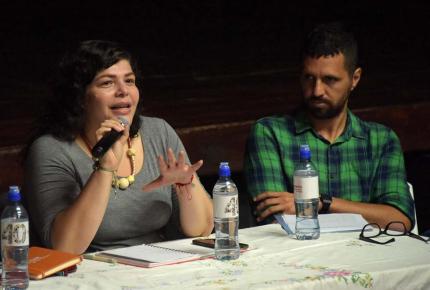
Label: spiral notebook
xmin=90 ymin=244 xmax=205 ymax=268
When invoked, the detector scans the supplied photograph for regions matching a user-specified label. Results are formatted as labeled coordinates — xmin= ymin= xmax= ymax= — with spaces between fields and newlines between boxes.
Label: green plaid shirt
xmin=244 ymin=110 xmax=415 ymax=226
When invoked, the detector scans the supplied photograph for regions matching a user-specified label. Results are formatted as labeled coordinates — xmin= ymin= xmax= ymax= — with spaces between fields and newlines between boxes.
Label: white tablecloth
xmin=28 ymin=224 xmax=430 ymax=289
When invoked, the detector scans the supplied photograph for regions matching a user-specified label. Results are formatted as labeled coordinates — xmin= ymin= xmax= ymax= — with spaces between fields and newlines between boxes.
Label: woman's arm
xmin=175 ymin=176 xmax=214 ymax=237
xmin=50 ymin=168 xmax=114 ymax=254
xmin=51 ymin=120 xmax=128 ymax=254
xmin=25 ymin=138 xmax=114 ymax=254
xmin=142 ymin=148 xmax=214 ymax=236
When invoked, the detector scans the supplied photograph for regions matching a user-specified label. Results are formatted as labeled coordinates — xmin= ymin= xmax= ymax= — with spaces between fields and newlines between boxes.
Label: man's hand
xmin=142 ymin=148 xmax=203 ymax=192
xmin=254 ymin=191 xmax=295 ymax=222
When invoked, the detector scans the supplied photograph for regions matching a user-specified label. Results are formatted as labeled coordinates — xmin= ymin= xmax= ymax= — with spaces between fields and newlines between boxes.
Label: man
xmin=244 ymin=22 xmax=415 ymax=231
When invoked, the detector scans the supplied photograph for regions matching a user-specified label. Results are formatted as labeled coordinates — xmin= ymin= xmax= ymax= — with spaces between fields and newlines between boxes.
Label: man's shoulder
xmin=251 ymin=115 xmax=298 ymax=139
xmin=254 ymin=114 xmax=295 ymax=127
xmin=350 ymin=112 xmax=399 ymax=139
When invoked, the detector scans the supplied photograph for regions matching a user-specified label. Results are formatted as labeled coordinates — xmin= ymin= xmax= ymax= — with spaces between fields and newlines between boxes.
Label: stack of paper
xmin=275 ymin=213 xmax=369 ymax=234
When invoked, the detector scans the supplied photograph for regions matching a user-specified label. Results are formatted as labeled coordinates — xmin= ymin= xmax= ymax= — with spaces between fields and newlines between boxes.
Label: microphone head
xmin=118 ymin=116 xmax=129 ymax=127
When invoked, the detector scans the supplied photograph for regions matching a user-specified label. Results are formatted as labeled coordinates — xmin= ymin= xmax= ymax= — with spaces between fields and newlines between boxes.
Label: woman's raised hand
xmin=142 ymin=148 xmax=203 ymax=192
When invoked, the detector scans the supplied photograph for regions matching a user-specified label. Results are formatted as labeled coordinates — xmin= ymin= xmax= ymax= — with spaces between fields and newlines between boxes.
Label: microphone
xmin=91 ymin=116 xmax=129 ymax=159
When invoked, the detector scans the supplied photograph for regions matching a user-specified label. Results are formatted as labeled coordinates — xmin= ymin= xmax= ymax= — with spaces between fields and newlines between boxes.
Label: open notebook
xmin=87 ymin=244 xmax=209 ymax=268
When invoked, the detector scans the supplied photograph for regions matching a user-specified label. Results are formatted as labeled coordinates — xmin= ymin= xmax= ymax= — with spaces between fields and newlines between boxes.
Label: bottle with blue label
xmin=213 ymin=162 xmax=240 ymax=260
xmin=294 ymin=145 xmax=320 ymax=240
xmin=1 ymin=185 xmax=29 ymax=289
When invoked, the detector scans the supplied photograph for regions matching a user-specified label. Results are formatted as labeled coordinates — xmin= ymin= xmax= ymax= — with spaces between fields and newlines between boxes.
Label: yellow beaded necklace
xmin=114 ymin=137 xmax=136 ymax=190
xmin=82 ymin=134 xmax=138 ymax=194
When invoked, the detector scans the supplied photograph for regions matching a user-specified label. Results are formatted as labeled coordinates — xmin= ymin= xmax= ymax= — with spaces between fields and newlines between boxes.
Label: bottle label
xmin=1 ymin=220 xmax=29 ymax=246
xmin=214 ymin=195 xmax=239 ymax=218
xmin=294 ymin=176 xmax=319 ymax=199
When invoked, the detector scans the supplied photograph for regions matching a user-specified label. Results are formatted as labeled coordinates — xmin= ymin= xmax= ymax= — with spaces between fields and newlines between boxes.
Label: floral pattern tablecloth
xmin=29 ymin=224 xmax=430 ymax=290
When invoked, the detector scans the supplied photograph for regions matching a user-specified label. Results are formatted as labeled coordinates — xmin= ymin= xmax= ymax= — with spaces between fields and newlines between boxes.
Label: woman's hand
xmin=95 ymin=118 xmax=129 ymax=170
xmin=142 ymin=148 xmax=213 ymax=237
xmin=142 ymin=148 xmax=203 ymax=192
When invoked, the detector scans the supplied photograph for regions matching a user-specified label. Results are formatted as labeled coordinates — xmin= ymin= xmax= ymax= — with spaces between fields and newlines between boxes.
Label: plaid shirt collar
xmin=294 ymin=109 xmax=367 ymax=143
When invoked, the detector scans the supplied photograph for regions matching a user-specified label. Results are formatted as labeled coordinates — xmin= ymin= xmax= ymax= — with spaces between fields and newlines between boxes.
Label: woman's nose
xmin=116 ymin=81 xmax=129 ymax=97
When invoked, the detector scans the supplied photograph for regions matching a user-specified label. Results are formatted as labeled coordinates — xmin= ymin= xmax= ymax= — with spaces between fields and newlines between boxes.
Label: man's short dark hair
xmin=302 ymin=22 xmax=358 ymax=75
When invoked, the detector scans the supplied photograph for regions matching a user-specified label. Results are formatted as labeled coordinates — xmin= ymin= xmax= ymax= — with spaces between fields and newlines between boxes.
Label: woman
xmin=23 ymin=40 xmax=214 ymax=254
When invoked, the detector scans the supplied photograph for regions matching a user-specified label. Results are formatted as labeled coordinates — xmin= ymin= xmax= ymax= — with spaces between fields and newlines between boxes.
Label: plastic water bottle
xmin=213 ymin=162 xmax=240 ymax=260
xmin=1 ymin=186 xmax=29 ymax=289
xmin=294 ymin=145 xmax=320 ymax=240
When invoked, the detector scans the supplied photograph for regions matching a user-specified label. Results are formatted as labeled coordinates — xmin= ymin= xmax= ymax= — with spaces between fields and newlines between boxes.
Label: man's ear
xmin=351 ymin=67 xmax=362 ymax=91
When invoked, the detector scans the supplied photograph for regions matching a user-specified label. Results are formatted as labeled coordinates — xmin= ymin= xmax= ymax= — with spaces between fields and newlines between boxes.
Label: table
xmin=29 ymin=224 xmax=430 ymax=289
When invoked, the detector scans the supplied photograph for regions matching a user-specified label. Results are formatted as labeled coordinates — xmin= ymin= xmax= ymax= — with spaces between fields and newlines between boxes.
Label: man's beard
xmin=303 ymin=95 xmax=349 ymax=119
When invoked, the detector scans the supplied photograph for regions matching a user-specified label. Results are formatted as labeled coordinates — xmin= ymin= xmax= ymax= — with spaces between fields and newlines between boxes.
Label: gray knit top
xmin=23 ymin=116 xmax=189 ymax=251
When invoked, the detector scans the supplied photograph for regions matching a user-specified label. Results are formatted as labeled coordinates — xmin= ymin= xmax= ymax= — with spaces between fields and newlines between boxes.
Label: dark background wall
xmin=2 ymin=1 xmax=429 ymax=127
xmin=0 ymin=1 xmax=429 ymax=231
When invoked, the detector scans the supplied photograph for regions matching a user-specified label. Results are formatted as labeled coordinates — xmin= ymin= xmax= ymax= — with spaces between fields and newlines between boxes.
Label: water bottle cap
xmin=8 ymin=185 xmax=21 ymax=202
xmin=299 ymin=144 xmax=311 ymax=160
xmin=218 ymin=162 xmax=231 ymax=177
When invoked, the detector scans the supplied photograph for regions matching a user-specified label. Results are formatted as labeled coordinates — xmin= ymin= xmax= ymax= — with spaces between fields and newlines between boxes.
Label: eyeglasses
xmin=359 ymin=221 xmax=429 ymax=245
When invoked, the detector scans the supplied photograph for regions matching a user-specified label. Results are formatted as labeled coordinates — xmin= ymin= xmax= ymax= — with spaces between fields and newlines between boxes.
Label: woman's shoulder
xmin=31 ymin=134 xmax=67 ymax=149
xmin=138 ymin=115 xmax=180 ymax=146
xmin=139 ymin=116 xmax=175 ymax=133
xmin=28 ymin=135 xmax=74 ymax=160
xmin=139 ymin=115 xmax=169 ymax=127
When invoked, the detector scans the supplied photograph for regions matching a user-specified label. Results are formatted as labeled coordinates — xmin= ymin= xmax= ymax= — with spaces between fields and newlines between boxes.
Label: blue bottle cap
xmin=8 ymin=185 xmax=21 ymax=202
xmin=299 ymin=144 xmax=311 ymax=160
xmin=218 ymin=162 xmax=231 ymax=177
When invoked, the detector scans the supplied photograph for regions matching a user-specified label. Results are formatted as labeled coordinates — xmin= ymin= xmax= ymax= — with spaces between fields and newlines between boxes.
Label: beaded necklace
xmin=115 ymin=137 xmax=136 ymax=190
xmin=82 ymin=134 xmax=137 ymax=196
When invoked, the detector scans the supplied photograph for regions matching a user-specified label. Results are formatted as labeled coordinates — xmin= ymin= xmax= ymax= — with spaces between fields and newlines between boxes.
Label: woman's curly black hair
xmin=23 ymin=40 xmax=144 ymax=161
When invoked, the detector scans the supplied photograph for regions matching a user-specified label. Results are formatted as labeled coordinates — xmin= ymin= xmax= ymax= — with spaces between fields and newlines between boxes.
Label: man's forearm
xmin=329 ymin=198 xmax=412 ymax=231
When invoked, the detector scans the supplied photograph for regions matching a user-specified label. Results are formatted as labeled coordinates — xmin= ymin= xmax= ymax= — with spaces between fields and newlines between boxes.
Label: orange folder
xmin=28 ymin=246 xmax=82 ymax=280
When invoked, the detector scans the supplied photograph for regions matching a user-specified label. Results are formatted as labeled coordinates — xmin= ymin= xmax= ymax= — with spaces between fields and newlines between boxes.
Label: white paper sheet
xmin=277 ymin=213 xmax=369 ymax=233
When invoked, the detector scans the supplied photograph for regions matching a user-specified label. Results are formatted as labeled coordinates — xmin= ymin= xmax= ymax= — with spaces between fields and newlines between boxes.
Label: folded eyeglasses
xmin=359 ymin=221 xmax=429 ymax=245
